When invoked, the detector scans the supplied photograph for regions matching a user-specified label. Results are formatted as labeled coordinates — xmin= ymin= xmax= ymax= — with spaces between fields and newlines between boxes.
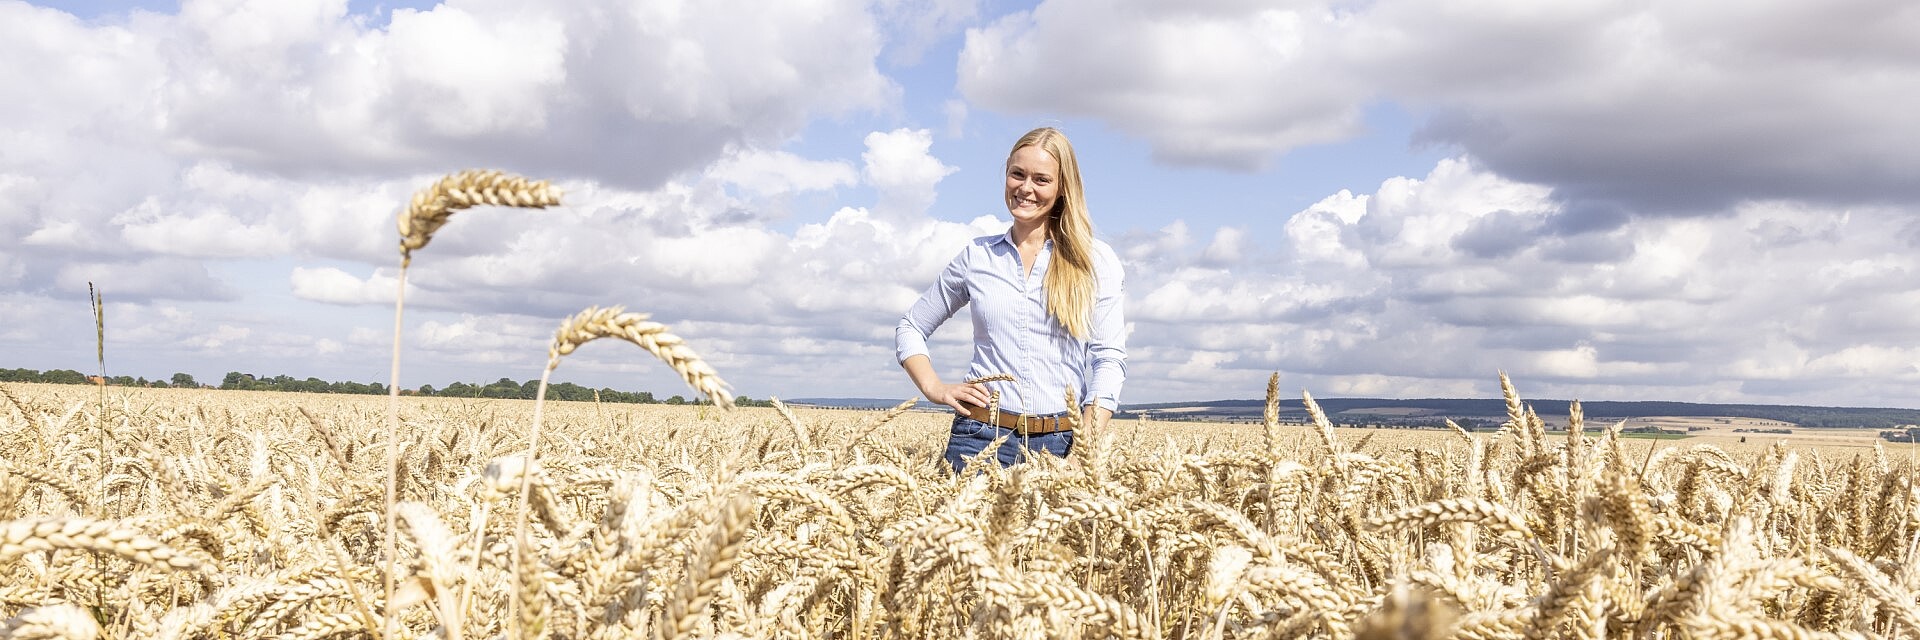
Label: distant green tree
xmin=171 ymin=373 xmax=197 ymax=388
xmin=42 ymin=370 xmax=88 ymax=385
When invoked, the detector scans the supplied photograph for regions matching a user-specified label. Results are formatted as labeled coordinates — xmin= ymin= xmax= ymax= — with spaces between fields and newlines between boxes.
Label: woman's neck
xmin=1009 ymin=219 xmax=1049 ymax=250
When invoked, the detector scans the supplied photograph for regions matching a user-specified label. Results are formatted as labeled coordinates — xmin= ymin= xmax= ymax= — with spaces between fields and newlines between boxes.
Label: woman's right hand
xmin=923 ymin=381 xmax=991 ymax=414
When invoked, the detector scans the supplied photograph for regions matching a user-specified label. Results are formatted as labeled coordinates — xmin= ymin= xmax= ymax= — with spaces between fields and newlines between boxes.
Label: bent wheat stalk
xmin=509 ymin=305 xmax=733 ymax=634
xmin=385 ymin=169 xmax=560 ymax=640
xmin=546 ymin=306 xmax=733 ymax=409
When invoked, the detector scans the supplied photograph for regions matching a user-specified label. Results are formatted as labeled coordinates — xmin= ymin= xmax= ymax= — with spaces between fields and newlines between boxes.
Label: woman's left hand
xmin=1081 ymin=405 xmax=1112 ymax=431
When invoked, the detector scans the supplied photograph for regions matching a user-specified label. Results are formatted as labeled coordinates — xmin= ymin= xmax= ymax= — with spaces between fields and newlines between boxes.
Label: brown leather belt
xmin=964 ymin=405 xmax=1073 ymax=435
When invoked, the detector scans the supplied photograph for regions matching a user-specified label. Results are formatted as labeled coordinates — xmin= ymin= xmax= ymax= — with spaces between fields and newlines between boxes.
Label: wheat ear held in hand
xmin=386 ymin=169 xmax=560 ymax=640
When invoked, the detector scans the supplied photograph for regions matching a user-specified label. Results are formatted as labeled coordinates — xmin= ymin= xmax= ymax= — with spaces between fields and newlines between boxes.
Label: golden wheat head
xmin=551 ymin=306 xmax=734 ymax=410
xmin=398 ymin=169 xmax=562 ymax=260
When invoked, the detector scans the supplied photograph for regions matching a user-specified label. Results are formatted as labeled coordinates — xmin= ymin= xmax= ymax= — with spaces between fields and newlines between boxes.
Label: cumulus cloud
xmin=53 ymin=258 xmax=236 ymax=303
xmin=863 ymin=128 xmax=958 ymax=221
xmin=1061 ymin=152 xmax=1918 ymax=406
xmin=182 ymin=324 xmax=252 ymax=350
xmin=0 ymin=0 xmax=906 ymax=319
xmin=1198 ymin=226 xmax=1245 ymax=266
xmin=290 ymin=267 xmax=411 ymax=306
xmin=50 ymin=0 xmax=895 ymax=186
xmin=708 ymin=149 xmax=858 ymax=197
xmin=959 ymin=2 xmax=1361 ymax=170
xmin=957 ymin=0 xmax=1920 ymax=210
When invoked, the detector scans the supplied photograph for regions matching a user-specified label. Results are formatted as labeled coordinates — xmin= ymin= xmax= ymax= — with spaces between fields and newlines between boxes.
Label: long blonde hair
xmin=1011 ymin=127 xmax=1097 ymax=340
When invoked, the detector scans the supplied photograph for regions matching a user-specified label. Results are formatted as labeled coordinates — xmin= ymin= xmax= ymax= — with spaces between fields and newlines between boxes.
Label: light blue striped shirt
xmin=896 ymin=232 xmax=1127 ymax=414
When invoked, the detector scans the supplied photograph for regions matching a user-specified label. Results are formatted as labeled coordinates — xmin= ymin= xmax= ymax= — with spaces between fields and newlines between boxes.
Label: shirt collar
xmin=995 ymin=229 xmax=1053 ymax=250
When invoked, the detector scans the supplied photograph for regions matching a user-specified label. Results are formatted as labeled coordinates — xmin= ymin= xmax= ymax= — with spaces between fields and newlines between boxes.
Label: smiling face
xmin=1004 ymin=144 xmax=1061 ymax=228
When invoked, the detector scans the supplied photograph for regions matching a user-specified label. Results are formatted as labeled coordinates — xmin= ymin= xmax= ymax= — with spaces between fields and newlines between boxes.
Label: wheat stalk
xmin=384 ymin=169 xmax=561 ymax=640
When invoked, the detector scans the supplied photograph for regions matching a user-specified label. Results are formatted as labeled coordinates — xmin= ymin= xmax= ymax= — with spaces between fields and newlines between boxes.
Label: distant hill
xmin=788 ymin=396 xmax=1920 ymax=428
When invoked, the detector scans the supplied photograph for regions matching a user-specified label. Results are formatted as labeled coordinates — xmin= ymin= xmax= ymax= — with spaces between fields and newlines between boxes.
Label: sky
xmin=3 ymin=0 xmax=1919 ymax=408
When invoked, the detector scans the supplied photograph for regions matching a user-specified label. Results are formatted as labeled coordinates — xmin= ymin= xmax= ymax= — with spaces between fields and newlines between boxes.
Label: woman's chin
xmin=1008 ymin=209 xmax=1048 ymax=223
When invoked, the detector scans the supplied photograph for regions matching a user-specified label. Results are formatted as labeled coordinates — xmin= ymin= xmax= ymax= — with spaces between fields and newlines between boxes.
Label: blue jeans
xmin=942 ymin=415 xmax=1074 ymax=473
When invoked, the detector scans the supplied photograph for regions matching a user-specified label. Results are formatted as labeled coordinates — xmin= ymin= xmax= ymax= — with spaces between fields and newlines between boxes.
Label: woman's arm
xmin=1082 ymin=243 xmax=1127 ymax=430
xmin=897 ymin=248 xmax=987 ymax=413
xmin=901 ymin=354 xmax=992 ymax=414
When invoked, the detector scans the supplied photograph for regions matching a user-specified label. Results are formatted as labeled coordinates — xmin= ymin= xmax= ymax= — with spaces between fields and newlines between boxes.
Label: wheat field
xmin=1 ymin=376 xmax=1915 ymax=640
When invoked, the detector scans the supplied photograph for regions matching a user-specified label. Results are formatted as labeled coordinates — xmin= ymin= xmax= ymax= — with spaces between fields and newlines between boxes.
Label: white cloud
xmin=1168 ymin=350 xmax=1236 ymax=381
xmin=1118 ymin=220 xmax=1190 ymax=263
xmin=862 ymin=128 xmax=957 ymax=221
xmin=411 ymin=313 xmax=549 ymax=366
xmin=116 ymin=203 xmax=293 ymax=259
xmin=1198 ymin=226 xmax=1244 ymax=265
xmin=957 ymin=0 xmax=1920 ymax=209
xmin=22 ymin=220 xmax=88 ymax=249
xmin=1105 ymin=157 xmax=1920 ymax=405
xmin=942 ymin=99 xmax=969 ymax=138
xmin=55 ymin=258 xmax=235 ymax=302
xmin=875 ymin=0 xmax=982 ymax=65
xmin=182 ymin=324 xmax=251 ymax=350
xmin=290 ymin=266 xmax=410 ymax=306
xmin=959 ymin=2 xmax=1360 ymax=169
xmin=4 ymin=0 xmax=896 ymax=185
xmin=383 ymin=4 xmax=568 ymax=136
xmin=708 ymin=149 xmax=857 ymax=196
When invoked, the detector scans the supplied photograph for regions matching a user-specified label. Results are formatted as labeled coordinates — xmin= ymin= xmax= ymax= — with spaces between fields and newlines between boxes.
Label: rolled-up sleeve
xmin=1085 ymin=245 xmax=1127 ymax=411
xmin=896 ymin=250 xmax=970 ymax=364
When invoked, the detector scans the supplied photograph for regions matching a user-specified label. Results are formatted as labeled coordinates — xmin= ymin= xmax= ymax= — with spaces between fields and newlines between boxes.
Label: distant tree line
xmin=0 ymin=367 xmax=770 ymax=407
xmin=2 ymin=368 xmax=202 ymax=388
xmin=1882 ymin=427 xmax=1920 ymax=443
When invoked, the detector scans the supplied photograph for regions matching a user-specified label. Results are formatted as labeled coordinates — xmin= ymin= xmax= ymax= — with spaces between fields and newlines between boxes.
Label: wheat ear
xmin=2 ymin=603 xmax=102 ymax=640
xmin=397 ymin=169 xmax=562 ymax=261
xmin=549 ymin=306 xmax=733 ymax=409
xmin=665 ymin=493 xmax=755 ymax=640
xmin=0 ymin=518 xmax=202 ymax=571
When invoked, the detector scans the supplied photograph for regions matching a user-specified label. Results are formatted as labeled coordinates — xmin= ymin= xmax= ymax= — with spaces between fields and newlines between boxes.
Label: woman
xmin=895 ymin=127 xmax=1127 ymax=472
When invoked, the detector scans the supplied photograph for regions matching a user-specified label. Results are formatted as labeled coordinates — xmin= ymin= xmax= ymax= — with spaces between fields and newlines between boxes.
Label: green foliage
xmin=1 ymin=366 xmax=756 ymax=406
xmin=1 ymin=368 xmax=90 ymax=385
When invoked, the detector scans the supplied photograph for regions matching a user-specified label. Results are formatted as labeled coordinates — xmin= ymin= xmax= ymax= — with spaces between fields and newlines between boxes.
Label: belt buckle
xmin=1017 ymin=413 xmax=1030 ymax=435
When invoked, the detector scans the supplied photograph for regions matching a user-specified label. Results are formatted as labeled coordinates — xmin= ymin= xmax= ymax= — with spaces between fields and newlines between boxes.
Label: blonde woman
xmin=895 ymin=127 xmax=1127 ymax=471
